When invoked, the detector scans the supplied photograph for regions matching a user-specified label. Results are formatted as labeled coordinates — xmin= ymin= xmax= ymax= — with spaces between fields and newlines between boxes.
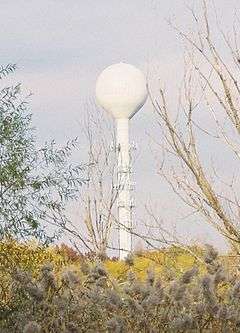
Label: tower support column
xmin=116 ymin=118 xmax=132 ymax=259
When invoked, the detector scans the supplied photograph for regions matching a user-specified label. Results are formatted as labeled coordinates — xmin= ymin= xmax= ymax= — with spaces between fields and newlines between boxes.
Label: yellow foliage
xmin=0 ymin=241 xmax=211 ymax=283
xmin=104 ymin=260 xmax=129 ymax=281
xmin=104 ymin=247 xmax=203 ymax=281
xmin=0 ymin=239 xmax=65 ymax=277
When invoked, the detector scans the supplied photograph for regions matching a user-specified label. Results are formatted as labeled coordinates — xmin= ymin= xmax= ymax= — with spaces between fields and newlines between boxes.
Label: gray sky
xmin=1 ymin=0 xmax=239 ymax=251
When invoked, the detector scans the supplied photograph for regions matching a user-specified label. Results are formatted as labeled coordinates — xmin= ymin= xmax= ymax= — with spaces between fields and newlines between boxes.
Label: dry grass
xmin=1 ymin=243 xmax=240 ymax=332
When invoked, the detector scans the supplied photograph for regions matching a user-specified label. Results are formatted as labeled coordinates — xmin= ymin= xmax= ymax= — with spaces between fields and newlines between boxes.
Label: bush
xmin=1 ymin=244 xmax=240 ymax=332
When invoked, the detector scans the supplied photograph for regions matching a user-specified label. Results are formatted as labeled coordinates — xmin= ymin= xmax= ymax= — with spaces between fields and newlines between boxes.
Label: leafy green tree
xmin=0 ymin=64 xmax=86 ymax=243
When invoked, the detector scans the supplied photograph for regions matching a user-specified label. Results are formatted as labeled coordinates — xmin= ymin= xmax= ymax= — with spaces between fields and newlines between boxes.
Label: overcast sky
xmin=1 ymin=0 xmax=239 ymax=251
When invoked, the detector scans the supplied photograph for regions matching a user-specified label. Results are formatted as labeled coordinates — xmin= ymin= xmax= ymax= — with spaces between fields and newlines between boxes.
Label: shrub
xmin=1 ymin=245 xmax=240 ymax=332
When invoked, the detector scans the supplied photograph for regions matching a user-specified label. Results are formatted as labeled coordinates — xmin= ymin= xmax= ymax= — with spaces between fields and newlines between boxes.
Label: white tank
xmin=96 ymin=62 xmax=147 ymax=119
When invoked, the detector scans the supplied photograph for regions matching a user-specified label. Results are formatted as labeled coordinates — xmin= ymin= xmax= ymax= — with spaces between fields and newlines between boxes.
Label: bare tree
xmin=149 ymin=0 xmax=240 ymax=253
xmin=79 ymin=102 xmax=119 ymax=257
xmin=55 ymin=101 xmax=122 ymax=258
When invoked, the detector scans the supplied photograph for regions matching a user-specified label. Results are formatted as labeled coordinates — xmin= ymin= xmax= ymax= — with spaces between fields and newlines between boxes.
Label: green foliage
xmin=0 ymin=64 xmax=86 ymax=242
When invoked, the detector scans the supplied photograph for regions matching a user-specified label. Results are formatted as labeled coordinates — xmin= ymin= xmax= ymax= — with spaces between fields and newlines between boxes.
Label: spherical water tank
xmin=96 ymin=63 xmax=148 ymax=119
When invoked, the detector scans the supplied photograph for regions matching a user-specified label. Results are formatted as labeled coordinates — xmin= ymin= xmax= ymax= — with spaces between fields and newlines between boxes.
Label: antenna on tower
xmin=95 ymin=62 xmax=148 ymax=259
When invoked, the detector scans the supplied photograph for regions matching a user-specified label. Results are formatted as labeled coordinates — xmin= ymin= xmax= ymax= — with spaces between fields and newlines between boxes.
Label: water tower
xmin=95 ymin=63 xmax=148 ymax=259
